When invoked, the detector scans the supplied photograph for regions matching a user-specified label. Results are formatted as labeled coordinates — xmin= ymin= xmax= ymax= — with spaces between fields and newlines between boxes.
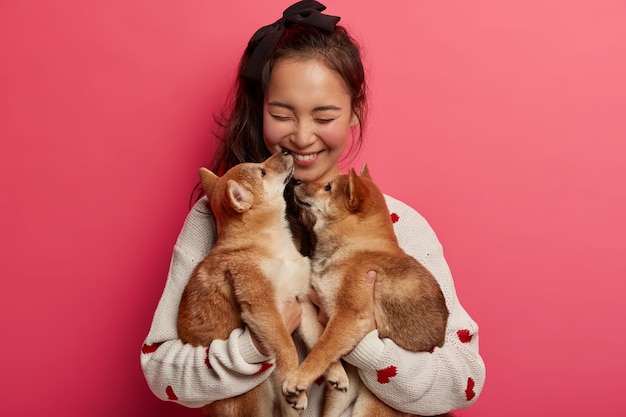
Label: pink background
xmin=1 ymin=0 xmax=625 ymax=416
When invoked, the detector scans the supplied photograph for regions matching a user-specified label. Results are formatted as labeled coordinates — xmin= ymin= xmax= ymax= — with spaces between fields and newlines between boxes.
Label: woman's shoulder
xmin=174 ymin=196 xmax=216 ymax=258
xmin=184 ymin=195 xmax=214 ymax=226
xmin=383 ymin=193 xmax=442 ymax=249
xmin=383 ymin=193 xmax=429 ymax=226
xmin=189 ymin=195 xmax=212 ymax=215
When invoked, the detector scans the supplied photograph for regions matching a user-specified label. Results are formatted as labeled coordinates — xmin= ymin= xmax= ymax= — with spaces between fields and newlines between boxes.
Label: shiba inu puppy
xmin=285 ymin=165 xmax=450 ymax=417
xmin=177 ymin=151 xmax=322 ymax=417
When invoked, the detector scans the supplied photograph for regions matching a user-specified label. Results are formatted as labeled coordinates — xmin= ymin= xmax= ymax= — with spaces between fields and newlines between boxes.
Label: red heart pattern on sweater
xmin=141 ymin=342 xmax=162 ymax=354
xmin=204 ymin=347 xmax=211 ymax=369
xmin=376 ymin=365 xmax=397 ymax=384
xmin=255 ymin=362 xmax=273 ymax=374
xmin=390 ymin=213 xmax=400 ymax=223
xmin=457 ymin=329 xmax=472 ymax=343
xmin=166 ymin=385 xmax=178 ymax=401
xmin=465 ymin=377 xmax=476 ymax=401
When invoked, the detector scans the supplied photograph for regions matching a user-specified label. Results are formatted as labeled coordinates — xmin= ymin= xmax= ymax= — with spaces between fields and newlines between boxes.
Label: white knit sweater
xmin=140 ymin=194 xmax=485 ymax=416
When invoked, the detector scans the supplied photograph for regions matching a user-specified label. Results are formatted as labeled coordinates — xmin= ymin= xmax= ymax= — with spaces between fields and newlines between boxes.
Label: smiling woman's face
xmin=263 ymin=57 xmax=358 ymax=184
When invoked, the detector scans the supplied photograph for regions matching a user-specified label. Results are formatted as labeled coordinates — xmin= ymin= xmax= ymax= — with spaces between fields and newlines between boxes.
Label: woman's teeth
xmin=293 ymin=153 xmax=317 ymax=162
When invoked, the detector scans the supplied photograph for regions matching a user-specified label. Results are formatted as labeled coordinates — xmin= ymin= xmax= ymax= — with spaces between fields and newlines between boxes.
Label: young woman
xmin=140 ymin=1 xmax=485 ymax=415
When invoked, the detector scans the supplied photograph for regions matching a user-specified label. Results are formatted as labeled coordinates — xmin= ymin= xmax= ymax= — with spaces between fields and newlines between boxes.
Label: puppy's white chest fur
xmin=262 ymin=237 xmax=311 ymax=302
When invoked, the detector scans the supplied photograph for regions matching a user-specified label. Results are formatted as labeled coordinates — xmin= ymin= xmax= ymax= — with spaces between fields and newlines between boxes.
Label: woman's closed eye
xmin=270 ymin=114 xmax=293 ymax=121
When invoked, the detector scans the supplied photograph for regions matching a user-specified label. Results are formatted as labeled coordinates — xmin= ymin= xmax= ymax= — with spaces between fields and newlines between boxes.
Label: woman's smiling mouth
xmin=291 ymin=151 xmax=320 ymax=166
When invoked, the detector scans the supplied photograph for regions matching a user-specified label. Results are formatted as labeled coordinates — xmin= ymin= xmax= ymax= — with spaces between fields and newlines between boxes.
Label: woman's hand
xmin=250 ymin=297 xmax=302 ymax=356
xmin=307 ymin=288 xmax=329 ymax=326
xmin=282 ymin=296 xmax=304 ymax=334
xmin=309 ymin=270 xmax=378 ymax=332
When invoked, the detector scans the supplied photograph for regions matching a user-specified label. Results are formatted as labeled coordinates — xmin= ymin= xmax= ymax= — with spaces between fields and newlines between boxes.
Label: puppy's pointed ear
xmin=346 ymin=168 xmax=367 ymax=211
xmin=199 ymin=168 xmax=219 ymax=198
xmin=359 ymin=163 xmax=372 ymax=180
xmin=226 ymin=179 xmax=253 ymax=213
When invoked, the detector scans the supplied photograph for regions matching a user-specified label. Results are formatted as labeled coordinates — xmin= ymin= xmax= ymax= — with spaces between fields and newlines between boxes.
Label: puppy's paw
xmin=282 ymin=374 xmax=309 ymax=410
xmin=284 ymin=390 xmax=308 ymax=411
xmin=324 ymin=362 xmax=349 ymax=392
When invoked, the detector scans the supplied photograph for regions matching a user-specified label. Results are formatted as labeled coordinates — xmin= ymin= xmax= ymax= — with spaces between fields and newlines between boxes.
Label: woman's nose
xmin=290 ymin=122 xmax=316 ymax=148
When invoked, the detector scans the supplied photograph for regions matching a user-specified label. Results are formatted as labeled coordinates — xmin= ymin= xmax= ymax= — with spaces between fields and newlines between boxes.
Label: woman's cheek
xmin=320 ymin=123 xmax=350 ymax=150
xmin=263 ymin=119 xmax=284 ymax=150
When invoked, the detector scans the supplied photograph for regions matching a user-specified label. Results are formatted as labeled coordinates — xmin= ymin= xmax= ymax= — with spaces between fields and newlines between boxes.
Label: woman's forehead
xmin=267 ymin=58 xmax=351 ymax=106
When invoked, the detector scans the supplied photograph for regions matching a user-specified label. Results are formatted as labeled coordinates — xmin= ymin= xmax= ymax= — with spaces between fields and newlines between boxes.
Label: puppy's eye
xmin=260 ymin=168 xmax=266 ymax=177
xmin=324 ymin=183 xmax=332 ymax=192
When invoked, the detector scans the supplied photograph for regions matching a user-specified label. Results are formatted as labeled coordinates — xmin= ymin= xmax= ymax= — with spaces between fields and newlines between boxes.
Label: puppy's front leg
xmin=297 ymin=297 xmax=349 ymax=392
xmin=283 ymin=278 xmax=372 ymax=404
xmin=239 ymin=301 xmax=299 ymax=375
xmin=233 ymin=272 xmax=301 ymax=381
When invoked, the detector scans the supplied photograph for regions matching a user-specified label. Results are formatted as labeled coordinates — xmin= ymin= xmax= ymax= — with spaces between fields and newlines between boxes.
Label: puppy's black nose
xmin=293 ymin=179 xmax=302 ymax=185
xmin=282 ymin=149 xmax=291 ymax=156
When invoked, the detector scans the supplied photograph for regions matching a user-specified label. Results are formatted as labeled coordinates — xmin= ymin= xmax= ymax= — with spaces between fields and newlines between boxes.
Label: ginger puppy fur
xmin=177 ymin=151 xmax=319 ymax=417
xmin=285 ymin=165 xmax=450 ymax=417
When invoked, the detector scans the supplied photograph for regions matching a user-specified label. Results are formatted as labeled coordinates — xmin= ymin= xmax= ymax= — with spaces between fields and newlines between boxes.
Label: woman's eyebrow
xmin=312 ymin=105 xmax=342 ymax=112
xmin=267 ymin=101 xmax=295 ymax=110
xmin=267 ymin=101 xmax=342 ymax=112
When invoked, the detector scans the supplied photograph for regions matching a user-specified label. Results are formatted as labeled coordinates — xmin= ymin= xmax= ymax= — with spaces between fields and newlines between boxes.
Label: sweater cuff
xmin=238 ymin=327 xmax=272 ymax=364
xmin=343 ymin=329 xmax=385 ymax=370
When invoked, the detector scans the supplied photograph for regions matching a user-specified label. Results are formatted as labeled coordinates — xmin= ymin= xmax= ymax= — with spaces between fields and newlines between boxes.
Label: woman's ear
xmin=350 ymin=110 xmax=359 ymax=127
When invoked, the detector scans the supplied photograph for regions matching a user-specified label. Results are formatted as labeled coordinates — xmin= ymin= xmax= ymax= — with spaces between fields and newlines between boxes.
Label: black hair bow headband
xmin=240 ymin=0 xmax=341 ymax=82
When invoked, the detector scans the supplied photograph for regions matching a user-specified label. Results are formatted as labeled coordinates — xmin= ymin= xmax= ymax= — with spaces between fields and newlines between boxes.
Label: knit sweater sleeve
xmin=140 ymin=197 xmax=274 ymax=408
xmin=343 ymin=195 xmax=486 ymax=415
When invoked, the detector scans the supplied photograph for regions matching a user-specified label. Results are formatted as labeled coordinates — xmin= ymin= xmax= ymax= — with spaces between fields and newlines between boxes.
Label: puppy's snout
xmin=266 ymin=151 xmax=294 ymax=172
xmin=267 ymin=151 xmax=294 ymax=184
